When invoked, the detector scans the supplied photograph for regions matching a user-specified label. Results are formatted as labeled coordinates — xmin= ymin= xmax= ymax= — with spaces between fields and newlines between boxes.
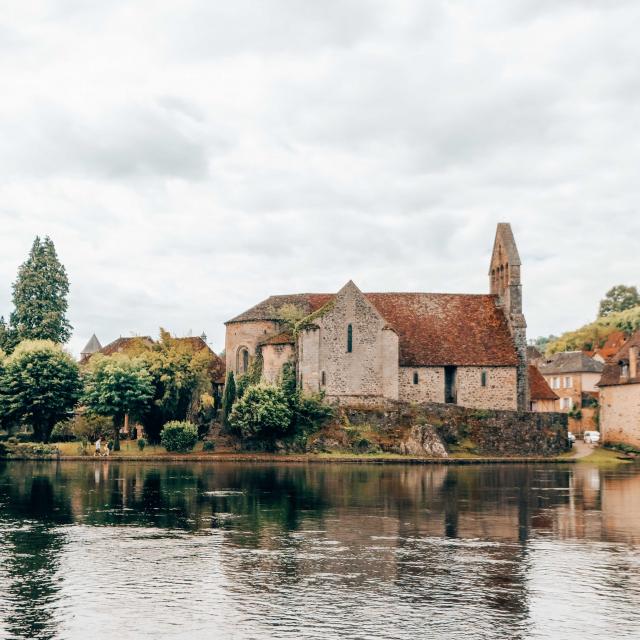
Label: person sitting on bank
xmin=94 ymin=437 xmax=101 ymax=457
xmin=103 ymin=441 xmax=110 ymax=457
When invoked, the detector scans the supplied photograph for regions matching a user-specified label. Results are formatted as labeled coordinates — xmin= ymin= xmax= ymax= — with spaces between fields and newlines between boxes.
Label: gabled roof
xmin=228 ymin=290 xmax=519 ymax=367
xmin=598 ymin=331 xmax=640 ymax=387
xmin=81 ymin=334 xmax=102 ymax=355
xmin=538 ymin=351 xmax=604 ymax=375
xmin=100 ymin=336 xmax=154 ymax=357
xmin=529 ymin=365 xmax=558 ymax=401
xmin=488 ymin=222 xmax=521 ymax=274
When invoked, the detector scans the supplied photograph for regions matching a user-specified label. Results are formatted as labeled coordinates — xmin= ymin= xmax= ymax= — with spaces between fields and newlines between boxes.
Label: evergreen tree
xmin=0 ymin=316 xmax=7 ymax=351
xmin=221 ymin=371 xmax=236 ymax=429
xmin=9 ymin=236 xmax=72 ymax=346
xmin=0 ymin=340 xmax=82 ymax=442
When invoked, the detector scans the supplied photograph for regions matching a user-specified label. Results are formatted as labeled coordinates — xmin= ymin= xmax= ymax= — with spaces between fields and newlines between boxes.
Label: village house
xmin=225 ymin=223 xmax=529 ymax=411
xmin=528 ymin=365 xmax=559 ymax=412
xmin=538 ymin=351 xmax=602 ymax=431
xmin=591 ymin=331 xmax=628 ymax=364
xmin=598 ymin=331 xmax=640 ymax=449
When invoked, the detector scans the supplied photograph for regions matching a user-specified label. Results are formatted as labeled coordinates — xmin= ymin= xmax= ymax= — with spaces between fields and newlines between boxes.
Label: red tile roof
xmin=229 ymin=292 xmax=518 ymax=367
xmin=260 ymin=331 xmax=295 ymax=346
xmin=595 ymin=331 xmax=628 ymax=362
xmin=598 ymin=331 xmax=640 ymax=387
xmin=98 ymin=336 xmax=154 ymax=357
xmin=528 ymin=365 xmax=558 ymax=401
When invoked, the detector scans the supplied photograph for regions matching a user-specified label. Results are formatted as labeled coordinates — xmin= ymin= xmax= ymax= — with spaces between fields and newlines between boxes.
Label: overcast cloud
xmin=1 ymin=0 xmax=639 ymax=355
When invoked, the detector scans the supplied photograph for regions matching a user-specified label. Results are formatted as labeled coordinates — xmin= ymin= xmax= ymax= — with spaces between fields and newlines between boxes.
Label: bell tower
xmin=489 ymin=223 xmax=528 ymax=411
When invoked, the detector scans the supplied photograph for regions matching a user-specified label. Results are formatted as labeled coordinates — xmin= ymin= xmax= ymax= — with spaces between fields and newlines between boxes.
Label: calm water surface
xmin=0 ymin=460 xmax=639 ymax=640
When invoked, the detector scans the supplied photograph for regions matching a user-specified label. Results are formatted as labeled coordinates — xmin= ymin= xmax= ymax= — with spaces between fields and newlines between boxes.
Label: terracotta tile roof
xmin=99 ymin=336 xmax=154 ymax=357
xmin=260 ymin=331 xmax=294 ymax=346
xmin=226 ymin=294 xmax=333 ymax=324
xmin=538 ymin=351 xmax=604 ymax=375
xmin=229 ymin=291 xmax=519 ymax=367
xmin=595 ymin=331 xmax=628 ymax=362
xmin=364 ymin=293 xmax=518 ymax=366
xmin=598 ymin=331 xmax=640 ymax=386
xmin=529 ymin=365 xmax=558 ymax=401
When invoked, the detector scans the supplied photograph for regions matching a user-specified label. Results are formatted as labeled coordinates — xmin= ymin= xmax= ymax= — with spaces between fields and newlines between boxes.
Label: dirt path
xmin=571 ymin=440 xmax=595 ymax=459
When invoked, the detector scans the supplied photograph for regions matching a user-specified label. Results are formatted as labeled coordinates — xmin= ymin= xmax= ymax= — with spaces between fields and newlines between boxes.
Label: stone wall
xmin=399 ymin=367 xmax=445 ymax=403
xmin=262 ymin=343 xmax=295 ymax=385
xmin=455 ymin=367 xmax=518 ymax=410
xmin=600 ymin=385 xmax=640 ymax=448
xmin=225 ymin=320 xmax=280 ymax=376
xmin=340 ymin=401 xmax=569 ymax=457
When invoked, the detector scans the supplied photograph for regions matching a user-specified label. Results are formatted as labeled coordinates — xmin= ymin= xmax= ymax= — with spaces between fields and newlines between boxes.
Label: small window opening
xmin=413 ymin=371 xmax=419 ymax=385
xmin=347 ymin=324 xmax=353 ymax=353
xmin=321 ymin=371 xmax=326 ymax=386
xmin=481 ymin=371 xmax=487 ymax=387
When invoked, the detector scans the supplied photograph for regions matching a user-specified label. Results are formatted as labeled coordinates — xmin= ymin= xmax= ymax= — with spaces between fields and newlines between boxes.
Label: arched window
xmin=237 ymin=347 xmax=249 ymax=374
xmin=347 ymin=324 xmax=353 ymax=353
xmin=413 ymin=371 xmax=419 ymax=385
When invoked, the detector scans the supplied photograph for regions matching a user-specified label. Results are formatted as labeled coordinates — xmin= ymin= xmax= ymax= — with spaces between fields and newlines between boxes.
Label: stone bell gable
xmin=224 ymin=223 xmax=528 ymax=412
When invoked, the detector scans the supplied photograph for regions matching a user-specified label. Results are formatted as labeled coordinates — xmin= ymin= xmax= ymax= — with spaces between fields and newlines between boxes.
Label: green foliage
xmin=202 ymin=440 xmax=215 ymax=452
xmin=8 ymin=236 xmax=72 ymax=348
xmin=236 ymin=355 xmax=263 ymax=399
xmin=221 ymin=371 xmax=237 ymax=428
xmin=229 ymin=385 xmax=293 ymax=442
xmin=137 ymin=329 xmax=217 ymax=442
xmin=51 ymin=420 xmax=75 ymax=442
xmin=599 ymin=285 xmax=640 ymax=318
xmin=71 ymin=413 xmax=113 ymax=442
xmin=83 ymin=354 xmax=154 ymax=450
xmin=0 ymin=340 xmax=82 ymax=442
xmin=1 ymin=440 xmax=59 ymax=458
xmin=547 ymin=305 xmax=640 ymax=355
xmin=160 ymin=420 xmax=198 ymax=452
xmin=137 ymin=438 xmax=146 ymax=451
xmin=0 ymin=317 xmax=7 ymax=352
xmin=276 ymin=303 xmax=307 ymax=332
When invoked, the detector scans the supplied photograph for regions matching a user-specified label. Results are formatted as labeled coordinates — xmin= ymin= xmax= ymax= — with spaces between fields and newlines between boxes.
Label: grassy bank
xmin=577 ymin=446 xmax=635 ymax=466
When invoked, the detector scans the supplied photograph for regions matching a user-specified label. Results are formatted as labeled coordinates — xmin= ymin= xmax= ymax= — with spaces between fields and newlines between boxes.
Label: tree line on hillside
xmin=533 ymin=284 xmax=640 ymax=356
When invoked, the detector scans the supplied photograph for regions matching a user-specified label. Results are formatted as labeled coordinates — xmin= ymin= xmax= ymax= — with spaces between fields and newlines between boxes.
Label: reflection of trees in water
xmin=0 ymin=473 xmax=71 ymax=640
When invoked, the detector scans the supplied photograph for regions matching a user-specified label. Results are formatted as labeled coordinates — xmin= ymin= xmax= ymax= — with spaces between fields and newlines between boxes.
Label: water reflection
xmin=0 ymin=461 xmax=639 ymax=639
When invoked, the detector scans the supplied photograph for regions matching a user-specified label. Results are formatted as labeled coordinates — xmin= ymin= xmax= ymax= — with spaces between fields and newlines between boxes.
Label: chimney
xmin=630 ymin=346 xmax=638 ymax=379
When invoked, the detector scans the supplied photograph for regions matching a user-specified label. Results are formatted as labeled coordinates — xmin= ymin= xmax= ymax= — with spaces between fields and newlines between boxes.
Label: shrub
xmin=160 ymin=420 xmax=198 ymax=453
xmin=202 ymin=440 xmax=215 ymax=452
xmin=137 ymin=438 xmax=147 ymax=451
xmin=229 ymin=385 xmax=292 ymax=442
xmin=51 ymin=420 xmax=75 ymax=442
xmin=15 ymin=432 xmax=33 ymax=443
xmin=71 ymin=414 xmax=113 ymax=442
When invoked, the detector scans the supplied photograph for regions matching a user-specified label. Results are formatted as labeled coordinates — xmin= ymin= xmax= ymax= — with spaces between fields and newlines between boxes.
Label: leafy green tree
xmin=0 ymin=316 xmax=8 ymax=352
xmin=137 ymin=329 xmax=217 ymax=441
xmin=221 ymin=371 xmax=236 ymax=429
xmin=229 ymin=385 xmax=292 ymax=443
xmin=0 ymin=340 xmax=81 ymax=442
xmin=599 ymin=285 xmax=640 ymax=318
xmin=8 ymin=237 xmax=72 ymax=348
xmin=82 ymin=355 xmax=154 ymax=451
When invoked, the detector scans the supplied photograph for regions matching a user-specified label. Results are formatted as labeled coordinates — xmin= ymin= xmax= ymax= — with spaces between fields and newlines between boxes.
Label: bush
xmin=202 ymin=440 xmax=215 ymax=452
xmin=137 ymin=438 xmax=146 ymax=451
xmin=229 ymin=385 xmax=292 ymax=441
xmin=160 ymin=420 xmax=198 ymax=453
xmin=15 ymin=432 xmax=33 ymax=443
xmin=51 ymin=420 xmax=75 ymax=442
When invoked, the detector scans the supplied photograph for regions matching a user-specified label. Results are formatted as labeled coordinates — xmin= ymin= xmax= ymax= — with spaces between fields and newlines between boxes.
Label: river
xmin=0 ymin=460 xmax=639 ymax=639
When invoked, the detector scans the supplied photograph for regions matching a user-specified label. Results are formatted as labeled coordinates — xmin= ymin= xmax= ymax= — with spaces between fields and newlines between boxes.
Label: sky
xmin=1 ymin=1 xmax=639 ymax=356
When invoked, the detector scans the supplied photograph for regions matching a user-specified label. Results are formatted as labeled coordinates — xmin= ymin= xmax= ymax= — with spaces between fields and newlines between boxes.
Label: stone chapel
xmin=225 ymin=223 xmax=529 ymax=411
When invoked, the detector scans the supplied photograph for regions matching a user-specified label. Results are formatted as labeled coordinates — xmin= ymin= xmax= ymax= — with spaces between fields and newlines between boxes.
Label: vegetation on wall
xmin=221 ymin=371 xmax=236 ymax=429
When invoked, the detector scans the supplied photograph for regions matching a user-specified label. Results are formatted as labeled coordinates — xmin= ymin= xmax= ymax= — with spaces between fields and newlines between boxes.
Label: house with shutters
xmin=224 ymin=223 xmax=529 ymax=411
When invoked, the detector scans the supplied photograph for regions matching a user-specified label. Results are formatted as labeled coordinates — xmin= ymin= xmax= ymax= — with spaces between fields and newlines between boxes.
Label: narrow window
xmin=347 ymin=324 xmax=353 ymax=353
xmin=481 ymin=371 xmax=487 ymax=387
xmin=413 ymin=371 xmax=419 ymax=385
xmin=242 ymin=349 xmax=249 ymax=374
xmin=321 ymin=371 xmax=326 ymax=386
xmin=564 ymin=376 xmax=572 ymax=389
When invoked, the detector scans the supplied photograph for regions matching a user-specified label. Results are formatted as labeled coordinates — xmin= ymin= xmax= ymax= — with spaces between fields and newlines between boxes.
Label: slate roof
xmin=228 ymin=292 xmax=519 ymax=367
xmin=598 ymin=331 xmax=640 ymax=387
xmin=81 ymin=334 xmax=102 ymax=356
xmin=528 ymin=365 xmax=558 ymax=401
xmin=538 ymin=351 xmax=604 ymax=375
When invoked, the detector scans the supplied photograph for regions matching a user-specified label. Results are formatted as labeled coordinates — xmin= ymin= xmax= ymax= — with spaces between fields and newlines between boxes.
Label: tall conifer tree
xmin=9 ymin=236 xmax=72 ymax=345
